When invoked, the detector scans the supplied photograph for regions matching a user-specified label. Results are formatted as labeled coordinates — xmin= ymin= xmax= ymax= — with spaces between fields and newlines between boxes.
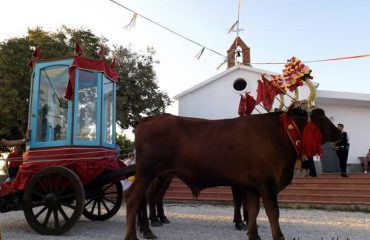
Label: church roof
xmin=174 ymin=64 xmax=275 ymax=99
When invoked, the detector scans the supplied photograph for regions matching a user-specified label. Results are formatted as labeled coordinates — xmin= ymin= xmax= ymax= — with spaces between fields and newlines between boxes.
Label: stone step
xmin=164 ymin=176 xmax=370 ymax=205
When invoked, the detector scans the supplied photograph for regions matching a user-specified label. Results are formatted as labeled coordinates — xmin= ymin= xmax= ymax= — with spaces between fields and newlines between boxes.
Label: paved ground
xmin=0 ymin=203 xmax=369 ymax=240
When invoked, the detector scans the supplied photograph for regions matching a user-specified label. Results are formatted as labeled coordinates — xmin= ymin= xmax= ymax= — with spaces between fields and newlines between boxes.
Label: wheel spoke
xmin=101 ymin=199 xmax=111 ymax=212
xmin=31 ymin=190 xmax=45 ymax=198
xmin=104 ymin=191 xmax=118 ymax=196
xmin=58 ymin=182 xmax=73 ymax=196
xmin=89 ymin=200 xmax=97 ymax=214
xmin=102 ymin=183 xmax=114 ymax=192
xmin=34 ymin=206 xmax=48 ymax=219
xmin=54 ymin=174 xmax=63 ymax=193
xmin=98 ymin=201 xmax=101 ymax=216
xmin=102 ymin=196 xmax=115 ymax=205
xmin=59 ymin=193 xmax=75 ymax=201
xmin=38 ymin=178 xmax=49 ymax=195
xmin=58 ymin=205 xmax=70 ymax=222
xmin=43 ymin=208 xmax=52 ymax=226
xmin=30 ymin=201 xmax=45 ymax=208
xmin=53 ymin=208 xmax=60 ymax=229
xmin=47 ymin=174 xmax=53 ymax=193
xmin=84 ymin=198 xmax=94 ymax=208
xmin=60 ymin=202 xmax=76 ymax=210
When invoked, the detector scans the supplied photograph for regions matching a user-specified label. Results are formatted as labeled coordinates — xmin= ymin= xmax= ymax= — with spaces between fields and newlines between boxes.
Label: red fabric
xmin=302 ymin=121 xmax=323 ymax=157
xmin=238 ymin=92 xmax=256 ymax=117
xmin=64 ymin=56 xmax=119 ymax=100
xmin=111 ymin=58 xmax=117 ymax=70
xmin=98 ymin=46 xmax=105 ymax=59
xmin=262 ymin=76 xmax=280 ymax=111
xmin=74 ymin=42 xmax=83 ymax=56
xmin=0 ymin=147 xmax=124 ymax=196
xmin=256 ymin=80 xmax=264 ymax=105
xmin=28 ymin=47 xmax=41 ymax=69
xmin=7 ymin=151 xmax=23 ymax=168
xmin=280 ymin=113 xmax=303 ymax=155
xmin=32 ymin=47 xmax=41 ymax=59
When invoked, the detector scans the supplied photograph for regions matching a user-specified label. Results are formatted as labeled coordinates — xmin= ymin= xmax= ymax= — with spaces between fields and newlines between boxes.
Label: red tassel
xmin=302 ymin=122 xmax=322 ymax=157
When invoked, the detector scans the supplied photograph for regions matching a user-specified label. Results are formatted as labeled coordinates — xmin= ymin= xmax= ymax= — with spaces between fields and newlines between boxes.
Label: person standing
xmin=335 ymin=123 xmax=350 ymax=177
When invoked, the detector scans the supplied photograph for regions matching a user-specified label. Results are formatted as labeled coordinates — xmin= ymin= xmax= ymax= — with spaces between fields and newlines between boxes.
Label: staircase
xmin=164 ymin=174 xmax=370 ymax=206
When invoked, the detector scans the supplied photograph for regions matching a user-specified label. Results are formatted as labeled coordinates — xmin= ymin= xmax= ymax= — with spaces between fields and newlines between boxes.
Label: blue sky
xmin=2 ymin=0 xmax=370 ymax=113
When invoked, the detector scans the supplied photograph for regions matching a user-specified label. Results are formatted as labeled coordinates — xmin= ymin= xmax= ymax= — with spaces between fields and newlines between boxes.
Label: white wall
xmin=316 ymin=103 xmax=370 ymax=164
xmin=178 ymin=68 xmax=259 ymax=119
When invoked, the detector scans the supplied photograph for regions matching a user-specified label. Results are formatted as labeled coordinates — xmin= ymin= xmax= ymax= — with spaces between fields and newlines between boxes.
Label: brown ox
xmin=125 ymin=106 xmax=341 ymax=240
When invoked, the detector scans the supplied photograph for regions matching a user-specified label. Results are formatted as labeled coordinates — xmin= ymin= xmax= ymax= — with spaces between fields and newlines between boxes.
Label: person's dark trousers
xmin=307 ymin=157 xmax=317 ymax=177
xmin=337 ymin=149 xmax=349 ymax=174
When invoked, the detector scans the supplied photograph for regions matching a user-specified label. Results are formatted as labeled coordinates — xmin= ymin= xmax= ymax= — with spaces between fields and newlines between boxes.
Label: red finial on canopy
xmin=74 ymin=42 xmax=83 ymax=56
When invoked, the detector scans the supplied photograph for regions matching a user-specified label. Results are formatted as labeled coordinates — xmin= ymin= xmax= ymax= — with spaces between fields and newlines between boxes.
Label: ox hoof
xmin=151 ymin=218 xmax=163 ymax=227
xmin=159 ymin=216 xmax=170 ymax=224
xmin=248 ymin=236 xmax=261 ymax=240
xmin=235 ymin=221 xmax=247 ymax=231
xmin=143 ymin=230 xmax=157 ymax=239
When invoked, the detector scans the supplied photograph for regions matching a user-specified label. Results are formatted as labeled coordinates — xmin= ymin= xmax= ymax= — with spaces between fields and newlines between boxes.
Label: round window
xmin=233 ymin=78 xmax=247 ymax=92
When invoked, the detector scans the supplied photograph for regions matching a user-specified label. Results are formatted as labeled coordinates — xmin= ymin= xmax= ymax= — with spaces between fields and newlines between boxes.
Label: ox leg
xmin=156 ymin=176 xmax=172 ymax=224
xmin=232 ymin=186 xmax=247 ymax=230
xmin=125 ymin=178 xmax=157 ymax=240
xmin=147 ymin=177 xmax=163 ymax=227
xmin=260 ymin=180 xmax=285 ymax=240
xmin=245 ymin=188 xmax=261 ymax=240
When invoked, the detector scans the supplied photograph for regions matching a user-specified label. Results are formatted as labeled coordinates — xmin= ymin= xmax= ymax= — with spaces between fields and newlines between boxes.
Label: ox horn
xmin=305 ymin=79 xmax=318 ymax=108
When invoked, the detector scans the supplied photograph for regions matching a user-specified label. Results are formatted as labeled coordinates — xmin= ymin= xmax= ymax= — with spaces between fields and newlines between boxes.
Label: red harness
xmin=280 ymin=113 xmax=323 ymax=157
xmin=280 ymin=113 xmax=303 ymax=156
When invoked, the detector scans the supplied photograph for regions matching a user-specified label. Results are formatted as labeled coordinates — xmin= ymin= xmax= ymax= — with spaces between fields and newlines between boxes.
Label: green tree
xmin=116 ymin=134 xmax=135 ymax=159
xmin=0 ymin=26 xmax=171 ymax=150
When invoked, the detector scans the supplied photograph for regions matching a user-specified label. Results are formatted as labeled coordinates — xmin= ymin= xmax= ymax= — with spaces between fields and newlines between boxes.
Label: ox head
xmin=309 ymin=108 xmax=342 ymax=144
xmin=288 ymin=102 xmax=342 ymax=144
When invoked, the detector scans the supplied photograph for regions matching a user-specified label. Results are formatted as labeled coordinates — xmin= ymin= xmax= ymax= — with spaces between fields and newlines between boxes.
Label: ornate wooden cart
xmin=0 ymin=56 xmax=134 ymax=235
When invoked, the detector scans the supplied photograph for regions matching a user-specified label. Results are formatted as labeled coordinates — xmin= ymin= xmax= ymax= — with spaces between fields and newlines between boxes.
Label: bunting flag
xmin=261 ymin=75 xmax=280 ymax=111
xmin=256 ymin=80 xmax=264 ymax=105
xmin=74 ymin=42 xmax=83 ymax=56
xmin=98 ymin=46 xmax=105 ymax=59
xmin=227 ymin=20 xmax=239 ymax=33
xmin=195 ymin=47 xmax=205 ymax=60
xmin=238 ymin=92 xmax=256 ymax=117
xmin=124 ymin=12 xmax=138 ymax=30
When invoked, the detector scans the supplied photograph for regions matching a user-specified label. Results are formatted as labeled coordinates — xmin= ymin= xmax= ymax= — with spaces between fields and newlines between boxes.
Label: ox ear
xmin=309 ymin=108 xmax=326 ymax=122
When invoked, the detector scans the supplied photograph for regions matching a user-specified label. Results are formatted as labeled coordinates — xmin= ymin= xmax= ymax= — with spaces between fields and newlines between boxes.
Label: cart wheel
xmin=83 ymin=181 xmax=123 ymax=221
xmin=23 ymin=167 xmax=85 ymax=235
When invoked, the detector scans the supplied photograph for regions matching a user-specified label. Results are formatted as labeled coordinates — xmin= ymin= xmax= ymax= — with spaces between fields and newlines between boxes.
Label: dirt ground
xmin=1 ymin=203 xmax=369 ymax=240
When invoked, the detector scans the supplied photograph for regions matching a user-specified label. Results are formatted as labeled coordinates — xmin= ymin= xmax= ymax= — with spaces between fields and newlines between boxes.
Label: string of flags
xmin=109 ymin=0 xmax=370 ymax=68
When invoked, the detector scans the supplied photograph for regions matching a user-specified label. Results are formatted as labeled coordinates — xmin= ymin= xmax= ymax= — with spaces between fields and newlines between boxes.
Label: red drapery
xmin=64 ymin=56 xmax=119 ymax=100
xmin=0 ymin=147 xmax=124 ymax=196
xmin=238 ymin=92 xmax=256 ymax=117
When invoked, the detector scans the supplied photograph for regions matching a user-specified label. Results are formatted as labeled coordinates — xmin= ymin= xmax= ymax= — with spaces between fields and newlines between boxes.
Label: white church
xmin=174 ymin=37 xmax=370 ymax=172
